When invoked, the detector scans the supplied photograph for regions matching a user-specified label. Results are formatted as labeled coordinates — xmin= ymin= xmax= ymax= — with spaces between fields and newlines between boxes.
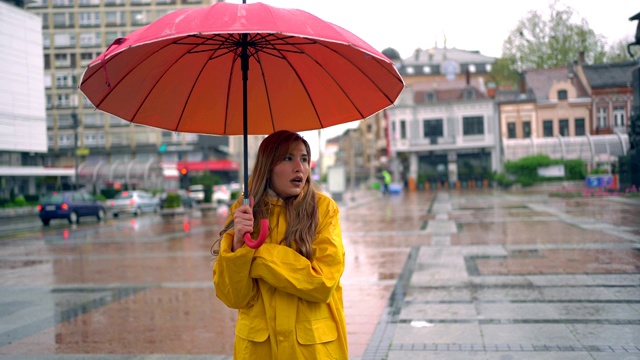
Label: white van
xmin=187 ymin=184 xmax=205 ymax=203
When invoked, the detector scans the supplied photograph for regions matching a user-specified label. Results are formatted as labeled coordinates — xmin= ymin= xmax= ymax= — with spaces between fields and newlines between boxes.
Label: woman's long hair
xmin=212 ymin=130 xmax=319 ymax=260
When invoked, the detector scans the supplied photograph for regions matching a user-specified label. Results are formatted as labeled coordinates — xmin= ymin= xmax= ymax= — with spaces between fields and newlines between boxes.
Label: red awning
xmin=177 ymin=160 xmax=239 ymax=172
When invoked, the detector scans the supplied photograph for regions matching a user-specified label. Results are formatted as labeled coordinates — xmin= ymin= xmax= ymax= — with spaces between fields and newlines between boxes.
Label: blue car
xmin=38 ymin=191 xmax=106 ymax=225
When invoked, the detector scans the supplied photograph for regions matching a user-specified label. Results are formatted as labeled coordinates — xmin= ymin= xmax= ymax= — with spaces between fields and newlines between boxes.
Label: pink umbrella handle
xmin=243 ymin=218 xmax=269 ymax=249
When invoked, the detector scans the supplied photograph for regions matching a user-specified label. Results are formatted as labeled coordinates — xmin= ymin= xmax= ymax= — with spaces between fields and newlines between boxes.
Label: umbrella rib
xmin=285 ymin=36 xmax=403 ymax=120
xmin=127 ymin=35 xmax=222 ymax=130
xmin=253 ymin=52 xmax=277 ymax=132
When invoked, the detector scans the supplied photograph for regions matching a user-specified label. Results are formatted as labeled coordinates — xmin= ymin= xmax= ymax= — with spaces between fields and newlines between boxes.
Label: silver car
xmin=108 ymin=190 xmax=159 ymax=217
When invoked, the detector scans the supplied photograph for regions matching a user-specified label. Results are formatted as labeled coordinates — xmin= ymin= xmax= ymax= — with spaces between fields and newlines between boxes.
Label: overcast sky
xmin=224 ymin=0 xmax=638 ymax=158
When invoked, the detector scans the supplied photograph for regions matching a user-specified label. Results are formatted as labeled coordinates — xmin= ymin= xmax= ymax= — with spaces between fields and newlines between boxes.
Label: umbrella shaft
xmin=242 ymin=34 xmax=249 ymax=205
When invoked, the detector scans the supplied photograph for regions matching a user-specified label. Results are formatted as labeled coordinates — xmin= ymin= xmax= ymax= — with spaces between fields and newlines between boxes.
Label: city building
xmin=25 ymin=0 xmax=235 ymax=192
xmin=382 ymin=46 xmax=499 ymax=190
xmin=0 ymin=1 xmax=73 ymax=197
xmin=497 ymin=60 xmax=632 ymax=167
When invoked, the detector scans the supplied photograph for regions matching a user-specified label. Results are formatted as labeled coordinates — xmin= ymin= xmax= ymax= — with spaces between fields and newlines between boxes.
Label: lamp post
xmin=71 ymin=107 xmax=78 ymax=190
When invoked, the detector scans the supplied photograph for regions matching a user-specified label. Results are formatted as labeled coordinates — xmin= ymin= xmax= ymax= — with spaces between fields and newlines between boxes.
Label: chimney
xmin=578 ymin=51 xmax=585 ymax=64
xmin=519 ymin=72 xmax=526 ymax=94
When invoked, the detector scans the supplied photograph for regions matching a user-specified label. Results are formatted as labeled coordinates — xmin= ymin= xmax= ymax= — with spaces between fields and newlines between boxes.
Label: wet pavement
xmin=0 ymin=189 xmax=638 ymax=359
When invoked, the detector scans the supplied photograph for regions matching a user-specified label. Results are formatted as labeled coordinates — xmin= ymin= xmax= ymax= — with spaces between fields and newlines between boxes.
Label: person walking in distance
xmin=381 ymin=169 xmax=392 ymax=195
xmin=212 ymin=130 xmax=348 ymax=359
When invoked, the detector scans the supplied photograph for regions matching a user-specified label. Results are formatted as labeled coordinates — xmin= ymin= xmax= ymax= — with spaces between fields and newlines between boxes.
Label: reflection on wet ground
xmin=0 ymin=190 xmax=638 ymax=359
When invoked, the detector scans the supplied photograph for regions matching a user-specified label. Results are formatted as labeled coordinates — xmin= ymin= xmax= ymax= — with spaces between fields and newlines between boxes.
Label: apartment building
xmin=25 ymin=0 xmax=232 ymax=190
xmin=383 ymin=47 xmax=499 ymax=190
xmin=497 ymin=61 xmax=632 ymax=166
xmin=0 ymin=1 xmax=74 ymax=197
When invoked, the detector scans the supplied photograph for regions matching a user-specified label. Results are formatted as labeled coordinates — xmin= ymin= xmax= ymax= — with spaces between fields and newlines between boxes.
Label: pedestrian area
xmin=359 ymin=191 xmax=640 ymax=360
xmin=0 ymin=190 xmax=638 ymax=360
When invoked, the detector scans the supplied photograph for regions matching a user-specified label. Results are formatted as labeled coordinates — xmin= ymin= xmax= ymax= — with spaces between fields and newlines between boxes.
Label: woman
xmin=212 ymin=130 xmax=348 ymax=359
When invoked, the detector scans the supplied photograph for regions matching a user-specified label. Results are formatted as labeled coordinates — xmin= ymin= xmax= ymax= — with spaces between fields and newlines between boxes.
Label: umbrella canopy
xmin=79 ymin=1 xmax=404 ymax=135
xmin=79 ymin=1 xmax=404 ymax=248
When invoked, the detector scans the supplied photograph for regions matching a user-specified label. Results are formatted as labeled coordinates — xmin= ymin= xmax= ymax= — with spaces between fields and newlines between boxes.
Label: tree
xmin=604 ymin=36 xmax=639 ymax=63
xmin=487 ymin=57 xmax=520 ymax=89
xmin=502 ymin=1 xmax=607 ymax=71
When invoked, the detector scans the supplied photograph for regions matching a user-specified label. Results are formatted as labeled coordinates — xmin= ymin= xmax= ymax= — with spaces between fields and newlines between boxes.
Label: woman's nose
xmin=293 ymin=159 xmax=303 ymax=172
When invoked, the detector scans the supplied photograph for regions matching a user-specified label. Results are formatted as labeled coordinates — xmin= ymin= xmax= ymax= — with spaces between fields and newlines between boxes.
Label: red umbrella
xmin=79 ymin=1 xmax=404 ymax=248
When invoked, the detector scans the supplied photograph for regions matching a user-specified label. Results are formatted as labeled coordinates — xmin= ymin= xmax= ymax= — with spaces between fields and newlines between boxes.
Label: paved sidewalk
xmin=361 ymin=191 xmax=640 ymax=360
xmin=0 ymin=189 xmax=638 ymax=359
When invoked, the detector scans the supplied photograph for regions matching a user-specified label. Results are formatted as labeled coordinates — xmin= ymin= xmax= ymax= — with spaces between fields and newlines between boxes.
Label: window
xmin=59 ymin=134 xmax=73 ymax=147
xmin=80 ymin=52 xmax=94 ymax=65
xmin=559 ymin=119 xmax=569 ymax=136
xmin=80 ymin=32 xmax=101 ymax=47
xmin=422 ymin=66 xmax=431 ymax=74
xmin=463 ymin=89 xmax=475 ymax=100
xmin=468 ymin=64 xmax=476 ymax=73
xmin=131 ymin=10 xmax=152 ymax=25
xmin=423 ymin=119 xmax=443 ymax=138
xmin=557 ymin=89 xmax=568 ymax=100
xmin=54 ymin=33 xmax=75 ymax=48
xmin=463 ymin=116 xmax=484 ymax=136
xmin=41 ymin=13 xmax=49 ymax=27
xmin=79 ymin=12 xmax=100 ymax=26
xmin=55 ymin=73 xmax=72 ymax=87
xmin=105 ymin=31 xmax=126 ymax=44
xmin=79 ymin=0 xmax=101 ymax=5
xmin=522 ymin=121 xmax=531 ymax=138
xmin=597 ymin=107 xmax=607 ymax=128
xmin=53 ymin=0 xmax=73 ymax=6
xmin=83 ymin=113 xmax=103 ymax=126
xmin=507 ymin=122 xmax=516 ymax=138
xmin=53 ymin=12 xmax=74 ymax=27
xmin=575 ymin=118 xmax=585 ymax=136
xmin=405 ymin=67 xmax=415 ymax=75
xmin=399 ymin=120 xmax=406 ymax=139
xmin=543 ymin=120 xmax=553 ymax=137
xmin=84 ymin=133 xmax=97 ymax=145
xmin=614 ymin=106 xmax=626 ymax=127
xmin=56 ymin=94 xmax=72 ymax=108
xmin=425 ymin=92 xmax=436 ymax=103
xmin=54 ymin=53 xmax=70 ymax=67
xmin=43 ymin=34 xmax=50 ymax=48
xmin=484 ymin=64 xmax=492 ymax=72
xmin=105 ymin=11 xmax=126 ymax=26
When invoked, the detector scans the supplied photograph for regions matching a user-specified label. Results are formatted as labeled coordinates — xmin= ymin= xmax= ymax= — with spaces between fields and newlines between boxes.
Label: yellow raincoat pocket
xmin=236 ymin=315 xmax=269 ymax=342
xmin=295 ymin=317 xmax=338 ymax=345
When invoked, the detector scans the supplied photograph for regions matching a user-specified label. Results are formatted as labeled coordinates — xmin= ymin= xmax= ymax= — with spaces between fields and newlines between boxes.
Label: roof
xmin=409 ymin=78 xmax=489 ymax=103
xmin=582 ymin=61 xmax=638 ymax=89
xmin=402 ymin=47 xmax=496 ymax=66
xmin=524 ymin=66 xmax=589 ymax=101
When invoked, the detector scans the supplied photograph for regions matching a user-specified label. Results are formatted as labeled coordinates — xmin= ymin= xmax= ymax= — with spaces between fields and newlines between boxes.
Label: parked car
xmin=107 ymin=190 xmax=160 ymax=217
xmin=213 ymin=182 xmax=241 ymax=204
xmin=187 ymin=184 xmax=205 ymax=203
xmin=159 ymin=190 xmax=194 ymax=209
xmin=38 ymin=191 xmax=106 ymax=225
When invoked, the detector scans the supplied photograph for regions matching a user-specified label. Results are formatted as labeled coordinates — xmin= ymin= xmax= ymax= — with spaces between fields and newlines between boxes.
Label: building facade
xmin=498 ymin=61 xmax=633 ymax=167
xmin=0 ymin=1 xmax=74 ymax=197
xmin=25 ymin=0 xmax=232 ymax=191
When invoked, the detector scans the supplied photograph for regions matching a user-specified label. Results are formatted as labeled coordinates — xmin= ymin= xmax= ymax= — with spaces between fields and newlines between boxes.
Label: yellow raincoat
xmin=213 ymin=191 xmax=348 ymax=359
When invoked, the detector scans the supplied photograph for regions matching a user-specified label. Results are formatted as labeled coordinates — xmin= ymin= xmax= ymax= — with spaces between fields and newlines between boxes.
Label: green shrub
xmin=13 ymin=196 xmax=27 ymax=206
xmin=163 ymin=192 xmax=182 ymax=209
xmin=503 ymin=155 xmax=586 ymax=187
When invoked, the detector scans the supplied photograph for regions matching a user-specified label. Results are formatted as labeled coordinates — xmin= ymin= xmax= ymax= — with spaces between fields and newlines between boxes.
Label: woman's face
xmin=270 ymin=141 xmax=310 ymax=199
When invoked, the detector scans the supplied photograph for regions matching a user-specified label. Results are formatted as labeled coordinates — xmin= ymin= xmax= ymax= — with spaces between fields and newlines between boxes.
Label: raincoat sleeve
xmin=249 ymin=195 xmax=344 ymax=303
xmin=213 ymin=206 xmax=259 ymax=309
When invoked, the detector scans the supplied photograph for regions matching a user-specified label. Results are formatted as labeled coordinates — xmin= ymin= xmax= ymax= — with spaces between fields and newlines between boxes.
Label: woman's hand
xmin=232 ymin=196 xmax=254 ymax=251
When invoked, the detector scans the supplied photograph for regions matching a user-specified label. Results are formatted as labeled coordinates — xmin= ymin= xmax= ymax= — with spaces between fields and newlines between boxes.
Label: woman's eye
xmin=283 ymin=156 xmax=293 ymax=161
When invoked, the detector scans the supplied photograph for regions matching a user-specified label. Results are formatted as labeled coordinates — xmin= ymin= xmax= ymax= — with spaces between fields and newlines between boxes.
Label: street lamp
xmin=71 ymin=107 xmax=78 ymax=190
